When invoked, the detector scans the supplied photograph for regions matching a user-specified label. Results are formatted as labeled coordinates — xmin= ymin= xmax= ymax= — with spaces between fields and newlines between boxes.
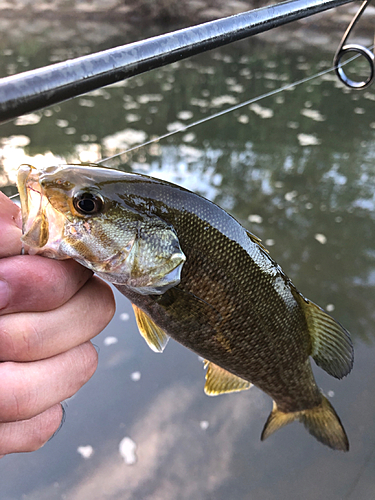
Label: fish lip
xmin=17 ymin=164 xmax=39 ymax=232
xmin=17 ymin=164 xmax=67 ymax=257
xmin=17 ymin=164 xmax=45 ymax=247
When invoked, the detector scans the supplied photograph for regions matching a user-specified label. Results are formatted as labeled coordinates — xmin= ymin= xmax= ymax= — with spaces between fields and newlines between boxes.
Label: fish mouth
xmin=17 ymin=164 xmax=67 ymax=258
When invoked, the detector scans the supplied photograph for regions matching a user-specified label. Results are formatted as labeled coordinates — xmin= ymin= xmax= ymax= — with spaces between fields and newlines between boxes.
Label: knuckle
xmin=27 ymin=407 xmax=63 ymax=452
xmin=0 ymin=363 xmax=35 ymax=421
xmin=77 ymin=342 xmax=98 ymax=384
xmin=100 ymin=282 xmax=116 ymax=324
xmin=80 ymin=277 xmax=115 ymax=335
xmin=0 ymin=405 xmax=64 ymax=454
xmin=25 ymin=434 xmax=47 ymax=453
xmin=0 ymin=316 xmax=42 ymax=362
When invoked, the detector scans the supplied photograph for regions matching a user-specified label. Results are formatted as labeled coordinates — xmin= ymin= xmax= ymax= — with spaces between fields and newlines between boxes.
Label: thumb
xmin=0 ymin=192 xmax=22 ymax=258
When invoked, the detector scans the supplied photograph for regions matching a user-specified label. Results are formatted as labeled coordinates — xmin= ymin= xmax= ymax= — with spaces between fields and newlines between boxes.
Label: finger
xmin=0 ymin=276 xmax=115 ymax=362
xmin=0 ymin=255 xmax=93 ymax=315
xmin=0 ymin=404 xmax=63 ymax=455
xmin=0 ymin=193 xmax=22 ymax=258
xmin=0 ymin=342 xmax=98 ymax=423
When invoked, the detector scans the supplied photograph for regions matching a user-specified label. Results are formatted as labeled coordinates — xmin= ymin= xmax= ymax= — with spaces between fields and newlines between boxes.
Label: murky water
xmin=0 ymin=15 xmax=375 ymax=500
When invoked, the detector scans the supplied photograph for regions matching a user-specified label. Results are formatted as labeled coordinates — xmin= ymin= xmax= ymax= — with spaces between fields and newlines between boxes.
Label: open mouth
xmin=17 ymin=164 xmax=66 ymax=257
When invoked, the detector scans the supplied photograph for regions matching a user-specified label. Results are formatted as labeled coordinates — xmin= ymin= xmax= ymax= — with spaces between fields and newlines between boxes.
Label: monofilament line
xmin=98 ymin=46 xmax=373 ymax=166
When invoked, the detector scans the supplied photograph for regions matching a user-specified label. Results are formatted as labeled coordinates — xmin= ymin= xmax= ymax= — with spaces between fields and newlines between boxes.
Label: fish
xmin=17 ymin=163 xmax=354 ymax=451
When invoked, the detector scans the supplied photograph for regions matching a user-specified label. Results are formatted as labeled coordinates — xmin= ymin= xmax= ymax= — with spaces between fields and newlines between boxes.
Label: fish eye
xmin=73 ymin=192 xmax=103 ymax=215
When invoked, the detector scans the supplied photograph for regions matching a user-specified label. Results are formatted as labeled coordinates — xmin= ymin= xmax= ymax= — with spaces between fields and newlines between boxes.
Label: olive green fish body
xmin=17 ymin=164 xmax=353 ymax=451
xmin=116 ymin=214 xmax=318 ymax=414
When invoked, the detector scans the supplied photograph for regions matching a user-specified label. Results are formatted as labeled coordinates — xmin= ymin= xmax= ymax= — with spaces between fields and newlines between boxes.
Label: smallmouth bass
xmin=17 ymin=163 xmax=354 ymax=451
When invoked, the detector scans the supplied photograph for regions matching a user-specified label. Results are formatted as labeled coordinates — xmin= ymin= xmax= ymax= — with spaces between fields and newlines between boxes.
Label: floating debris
xmin=211 ymin=95 xmax=238 ymax=107
xmin=166 ymin=121 xmax=186 ymax=132
xmin=126 ymin=114 xmax=140 ymax=123
xmin=137 ymin=94 xmax=163 ymax=104
xmin=287 ymin=121 xmax=299 ymax=129
xmin=119 ymin=313 xmax=130 ymax=321
xmin=229 ymin=84 xmax=244 ymax=93
xmin=81 ymin=134 xmax=97 ymax=142
xmin=284 ymin=191 xmax=298 ymax=202
xmin=249 ymin=103 xmax=274 ymax=119
xmin=2 ymin=135 xmax=30 ymax=148
xmin=237 ymin=115 xmax=249 ymax=124
xmin=14 ymin=113 xmax=41 ymax=126
xmin=297 ymin=133 xmax=321 ymax=146
xmin=77 ymin=446 xmax=94 ymax=459
xmin=248 ymin=214 xmax=263 ymax=224
xmin=182 ymin=132 xmax=196 ymax=143
xmin=265 ymin=239 xmax=275 ymax=247
xmin=177 ymin=110 xmax=193 ymax=120
xmin=200 ymin=420 xmax=210 ymax=430
xmin=326 ymin=304 xmax=335 ymax=312
xmin=56 ymin=119 xmax=69 ymax=128
xmin=301 ymin=108 xmax=326 ymax=121
xmin=130 ymin=371 xmax=141 ymax=381
xmin=328 ymin=390 xmax=335 ymax=398
xmin=104 ymin=336 xmax=118 ymax=346
xmin=102 ymin=129 xmax=147 ymax=151
xmin=78 ymin=99 xmax=95 ymax=107
xmin=190 ymin=98 xmax=209 ymax=108
xmin=315 ymin=233 xmax=327 ymax=245
xmin=119 ymin=437 xmax=137 ymax=465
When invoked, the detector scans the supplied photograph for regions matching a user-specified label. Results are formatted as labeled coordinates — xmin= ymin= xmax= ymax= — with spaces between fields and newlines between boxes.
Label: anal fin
xmin=132 ymin=304 xmax=169 ymax=353
xmin=204 ymin=361 xmax=252 ymax=396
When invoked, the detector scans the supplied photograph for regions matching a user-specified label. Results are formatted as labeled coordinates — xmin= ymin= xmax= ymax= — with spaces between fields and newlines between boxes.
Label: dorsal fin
xmin=131 ymin=304 xmax=170 ymax=353
xmin=295 ymin=293 xmax=353 ymax=379
xmin=204 ymin=361 xmax=252 ymax=396
xmin=246 ymin=230 xmax=269 ymax=253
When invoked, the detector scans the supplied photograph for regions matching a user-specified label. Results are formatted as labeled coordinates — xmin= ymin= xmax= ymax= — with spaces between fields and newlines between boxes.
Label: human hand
xmin=0 ymin=191 xmax=115 ymax=455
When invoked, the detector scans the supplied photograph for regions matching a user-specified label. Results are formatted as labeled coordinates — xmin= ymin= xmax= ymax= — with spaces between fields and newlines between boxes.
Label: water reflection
xmin=0 ymin=15 xmax=375 ymax=500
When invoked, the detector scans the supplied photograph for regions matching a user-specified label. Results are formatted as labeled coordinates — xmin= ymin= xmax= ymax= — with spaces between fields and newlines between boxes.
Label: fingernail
xmin=0 ymin=280 xmax=10 ymax=310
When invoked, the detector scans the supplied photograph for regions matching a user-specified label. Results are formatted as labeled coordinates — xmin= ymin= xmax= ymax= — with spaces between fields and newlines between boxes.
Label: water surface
xmin=0 ymin=15 xmax=375 ymax=500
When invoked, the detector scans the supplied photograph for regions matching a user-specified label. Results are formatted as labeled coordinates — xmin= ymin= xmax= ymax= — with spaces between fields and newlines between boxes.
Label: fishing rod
xmin=0 ymin=0 xmax=358 ymax=124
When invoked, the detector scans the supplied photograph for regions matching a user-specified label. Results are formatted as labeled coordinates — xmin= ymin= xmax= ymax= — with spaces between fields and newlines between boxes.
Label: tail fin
xmin=261 ymin=396 xmax=349 ymax=451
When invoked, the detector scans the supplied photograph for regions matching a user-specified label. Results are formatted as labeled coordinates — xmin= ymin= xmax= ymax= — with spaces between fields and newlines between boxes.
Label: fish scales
xmin=17 ymin=164 xmax=354 ymax=451
xmin=120 ymin=208 xmax=318 ymax=411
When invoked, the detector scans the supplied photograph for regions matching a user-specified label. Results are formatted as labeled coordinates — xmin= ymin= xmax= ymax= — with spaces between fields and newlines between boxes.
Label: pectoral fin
xmin=204 ymin=361 xmax=252 ymax=396
xmin=132 ymin=304 xmax=170 ymax=353
xmin=298 ymin=296 xmax=354 ymax=379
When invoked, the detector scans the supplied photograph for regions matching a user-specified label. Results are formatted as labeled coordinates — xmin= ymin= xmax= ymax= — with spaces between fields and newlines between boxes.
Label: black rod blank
xmin=0 ymin=0 xmax=354 ymax=123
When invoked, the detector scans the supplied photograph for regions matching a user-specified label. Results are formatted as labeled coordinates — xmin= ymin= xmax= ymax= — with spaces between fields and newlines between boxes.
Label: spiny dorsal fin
xmin=246 ymin=230 xmax=269 ymax=253
xmin=132 ymin=304 xmax=170 ymax=353
xmin=204 ymin=361 xmax=252 ymax=396
xmin=298 ymin=295 xmax=353 ymax=379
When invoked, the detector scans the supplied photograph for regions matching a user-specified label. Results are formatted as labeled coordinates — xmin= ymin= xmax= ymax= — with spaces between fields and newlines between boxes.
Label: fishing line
xmin=98 ymin=45 xmax=374 ymax=166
